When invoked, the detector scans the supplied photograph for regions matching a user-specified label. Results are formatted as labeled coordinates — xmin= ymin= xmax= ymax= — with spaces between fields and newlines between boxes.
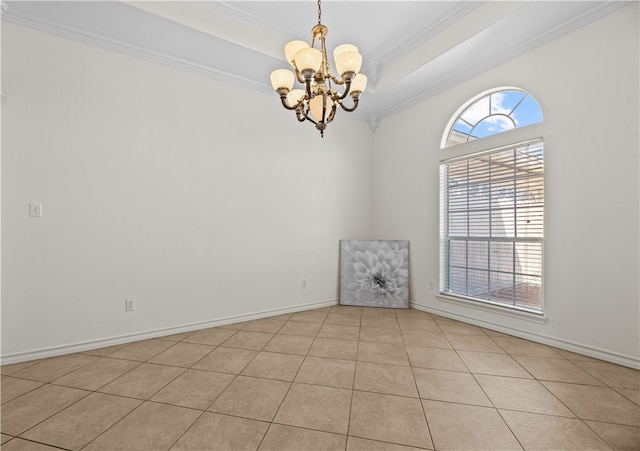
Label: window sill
xmin=435 ymin=294 xmax=547 ymax=324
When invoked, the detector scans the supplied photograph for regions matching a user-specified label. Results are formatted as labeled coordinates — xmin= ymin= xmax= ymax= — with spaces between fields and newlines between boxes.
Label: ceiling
xmin=3 ymin=1 xmax=627 ymax=128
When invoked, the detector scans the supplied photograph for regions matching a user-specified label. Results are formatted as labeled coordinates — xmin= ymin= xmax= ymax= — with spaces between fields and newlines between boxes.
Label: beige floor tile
xmin=586 ymin=421 xmax=640 ymax=450
xmin=318 ymin=324 xmax=360 ymax=340
xmin=492 ymin=336 xmax=564 ymax=358
xmin=243 ymin=318 xmax=287 ymax=333
xmin=552 ymin=348 xmax=604 ymax=363
xmin=1 ymin=384 xmax=89 ymax=435
xmin=290 ymin=311 xmax=328 ymax=323
xmin=617 ymin=388 xmax=640 ymax=406
xmin=52 ymin=357 xmax=140 ymax=391
xmin=362 ymin=307 xmax=398 ymax=317
xmin=395 ymin=309 xmax=432 ymax=320
xmin=480 ymin=328 xmax=513 ymax=338
xmin=397 ymin=319 xmax=439 ymax=332
xmin=514 ymin=355 xmax=606 ymax=385
xmin=354 ymin=361 xmax=418 ymax=397
xmin=156 ymin=331 xmax=194 ymax=342
xmin=83 ymin=401 xmax=199 ymax=450
xmin=402 ymin=331 xmax=452 ymax=350
xmin=500 ymin=410 xmax=611 ymax=450
xmin=361 ymin=316 xmax=400 ymax=329
xmin=222 ymin=330 xmax=275 ymax=351
xmin=98 ymin=363 xmax=184 ymax=399
xmin=147 ymin=342 xmax=214 ymax=368
xmin=349 ymin=391 xmax=432 ymax=449
xmin=172 ymin=412 xmax=268 ymax=451
xmin=325 ymin=313 xmax=362 ymax=326
xmin=412 ymin=368 xmax=491 ymax=406
xmin=21 ymin=392 xmax=141 ymax=451
xmin=241 ymin=351 xmax=304 ymax=381
xmin=347 ymin=436 xmax=429 ymax=450
xmin=1 ymin=438 xmax=62 ymax=450
xmin=457 ymin=351 xmax=532 ymax=378
xmin=475 ymin=374 xmax=575 ymax=417
xmin=10 ymin=354 xmax=98 ymax=382
xmin=263 ymin=334 xmax=314 ymax=355
xmin=278 ymin=321 xmax=322 ymax=337
xmin=406 ymin=346 xmax=468 ymax=372
xmin=218 ymin=321 xmax=250 ymax=330
xmin=295 ymin=356 xmax=356 ymax=389
xmin=542 ymin=381 xmax=640 ymax=426
xmin=82 ymin=343 xmax=129 ymax=357
xmin=423 ymin=400 xmax=521 ymax=450
xmin=445 ymin=333 xmax=504 ymax=353
xmin=259 ymin=424 xmax=347 ymax=451
xmin=0 ymin=360 xmax=44 ymax=376
xmin=436 ymin=321 xmax=486 ymax=336
xmin=357 ymin=342 xmax=409 ymax=366
xmin=268 ymin=313 xmax=294 ymax=321
xmin=359 ymin=327 xmax=404 ymax=344
xmin=182 ymin=327 xmax=236 ymax=346
xmin=209 ymin=376 xmax=290 ymax=421
xmin=192 ymin=346 xmax=257 ymax=374
xmin=151 ymin=369 xmax=234 ymax=410
xmin=573 ymin=360 xmax=640 ymax=390
xmin=274 ymin=383 xmax=352 ymax=434
xmin=1 ymin=377 xmax=43 ymax=404
xmin=309 ymin=338 xmax=358 ymax=360
xmin=107 ymin=339 xmax=175 ymax=361
xmin=330 ymin=305 xmax=363 ymax=315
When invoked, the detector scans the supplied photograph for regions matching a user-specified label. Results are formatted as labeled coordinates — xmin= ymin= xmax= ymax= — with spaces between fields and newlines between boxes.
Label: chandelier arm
xmin=337 ymin=97 xmax=359 ymax=112
xmin=329 ymin=75 xmax=345 ymax=85
xmin=295 ymin=110 xmax=307 ymax=122
xmin=278 ymin=95 xmax=299 ymax=111
xmin=337 ymin=80 xmax=353 ymax=100
xmin=293 ymin=64 xmax=307 ymax=84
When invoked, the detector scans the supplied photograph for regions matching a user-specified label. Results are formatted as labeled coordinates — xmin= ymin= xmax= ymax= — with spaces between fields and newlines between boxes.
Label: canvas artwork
xmin=340 ymin=240 xmax=409 ymax=308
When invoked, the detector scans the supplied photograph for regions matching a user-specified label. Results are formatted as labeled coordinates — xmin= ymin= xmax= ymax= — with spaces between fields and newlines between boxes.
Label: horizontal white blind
xmin=440 ymin=139 xmax=544 ymax=312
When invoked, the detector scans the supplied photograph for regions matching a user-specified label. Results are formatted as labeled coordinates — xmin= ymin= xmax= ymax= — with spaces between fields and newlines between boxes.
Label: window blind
xmin=439 ymin=139 xmax=544 ymax=312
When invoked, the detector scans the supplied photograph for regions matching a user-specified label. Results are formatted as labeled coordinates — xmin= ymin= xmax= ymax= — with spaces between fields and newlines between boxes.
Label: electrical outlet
xmin=125 ymin=299 xmax=135 ymax=311
xmin=301 ymin=280 xmax=307 ymax=288
xmin=429 ymin=281 xmax=434 ymax=290
xmin=29 ymin=203 xmax=42 ymax=217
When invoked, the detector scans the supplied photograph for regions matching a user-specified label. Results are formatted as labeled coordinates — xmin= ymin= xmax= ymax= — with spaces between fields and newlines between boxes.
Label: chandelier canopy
xmin=270 ymin=0 xmax=367 ymax=137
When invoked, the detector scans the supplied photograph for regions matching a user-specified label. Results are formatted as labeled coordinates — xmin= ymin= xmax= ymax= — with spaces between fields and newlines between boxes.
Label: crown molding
xmin=2 ymin=7 xmax=275 ymax=97
xmin=377 ymin=0 xmax=630 ymax=121
xmin=2 ymin=1 xmax=630 ymax=125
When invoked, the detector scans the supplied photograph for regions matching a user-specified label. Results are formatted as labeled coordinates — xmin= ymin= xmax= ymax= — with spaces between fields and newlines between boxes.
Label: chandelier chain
xmin=317 ymin=0 xmax=322 ymax=24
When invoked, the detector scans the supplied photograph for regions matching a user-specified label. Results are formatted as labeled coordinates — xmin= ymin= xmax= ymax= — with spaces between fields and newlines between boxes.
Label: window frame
xmin=439 ymin=138 xmax=545 ymax=317
xmin=441 ymin=87 xmax=543 ymax=149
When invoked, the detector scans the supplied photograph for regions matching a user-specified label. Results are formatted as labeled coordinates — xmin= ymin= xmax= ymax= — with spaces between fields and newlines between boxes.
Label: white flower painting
xmin=340 ymin=240 xmax=409 ymax=308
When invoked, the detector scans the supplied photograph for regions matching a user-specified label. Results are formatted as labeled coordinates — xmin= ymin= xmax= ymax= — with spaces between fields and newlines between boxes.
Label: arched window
xmin=442 ymin=88 xmax=542 ymax=148
xmin=439 ymin=88 xmax=544 ymax=314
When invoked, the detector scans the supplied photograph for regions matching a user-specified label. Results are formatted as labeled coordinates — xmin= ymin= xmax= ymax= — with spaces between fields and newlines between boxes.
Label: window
xmin=443 ymin=88 xmax=542 ymax=148
xmin=439 ymin=139 xmax=544 ymax=312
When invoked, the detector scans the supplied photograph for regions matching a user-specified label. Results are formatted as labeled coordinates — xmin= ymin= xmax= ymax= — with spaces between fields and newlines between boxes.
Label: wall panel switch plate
xmin=125 ymin=299 xmax=135 ymax=311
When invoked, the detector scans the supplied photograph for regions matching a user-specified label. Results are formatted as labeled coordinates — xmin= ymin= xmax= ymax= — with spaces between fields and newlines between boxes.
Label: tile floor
xmin=1 ymin=306 xmax=639 ymax=450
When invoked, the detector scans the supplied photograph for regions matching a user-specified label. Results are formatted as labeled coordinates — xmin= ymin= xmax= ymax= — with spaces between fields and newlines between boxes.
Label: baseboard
xmin=410 ymin=301 xmax=640 ymax=370
xmin=0 ymin=298 xmax=339 ymax=365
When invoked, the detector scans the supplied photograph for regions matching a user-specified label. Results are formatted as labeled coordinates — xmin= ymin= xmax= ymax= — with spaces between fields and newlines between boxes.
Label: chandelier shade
xmin=269 ymin=0 xmax=366 ymax=137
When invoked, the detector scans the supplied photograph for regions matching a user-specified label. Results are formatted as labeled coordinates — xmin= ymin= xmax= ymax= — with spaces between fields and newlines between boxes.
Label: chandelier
xmin=270 ymin=0 xmax=367 ymax=137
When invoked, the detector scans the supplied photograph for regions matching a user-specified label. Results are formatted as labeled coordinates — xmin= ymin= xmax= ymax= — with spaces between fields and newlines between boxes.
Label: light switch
xmin=29 ymin=203 xmax=42 ymax=217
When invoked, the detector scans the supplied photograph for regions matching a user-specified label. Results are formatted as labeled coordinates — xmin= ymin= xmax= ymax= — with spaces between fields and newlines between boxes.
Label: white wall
xmin=371 ymin=3 xmax=639 ymax=367
xmin=1 ymin=22 xmax=373 ymax=361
